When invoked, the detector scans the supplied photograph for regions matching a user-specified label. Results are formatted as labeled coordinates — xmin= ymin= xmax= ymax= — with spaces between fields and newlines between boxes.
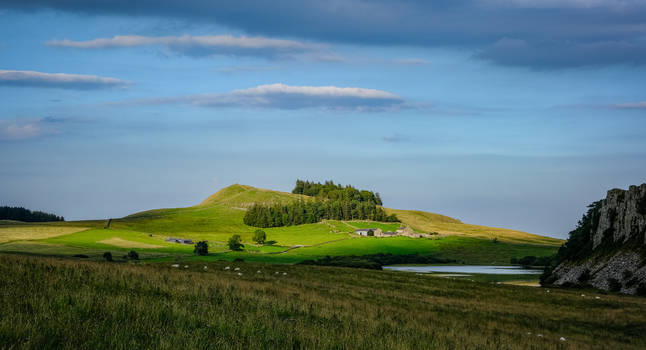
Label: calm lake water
xmin=383 ymin=265 xmax=543 ymax=275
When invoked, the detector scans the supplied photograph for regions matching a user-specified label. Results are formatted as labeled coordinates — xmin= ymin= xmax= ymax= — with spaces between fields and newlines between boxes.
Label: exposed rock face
xmin=593 ymin=184 xmax=646 ymax=249
xmin=550 ymin=184 xmax=646 ymax=295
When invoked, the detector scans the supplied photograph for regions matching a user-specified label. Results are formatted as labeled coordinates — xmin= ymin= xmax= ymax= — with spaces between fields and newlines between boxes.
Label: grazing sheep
xmin=234 ymin=267 xmax=240 ymax=271
xmin=224 ymin=266 xmax=230 ymax=270
xmin=560 ymin=337 xmax=566 ymax=341
xmin=257 ymin=270 xmax=261 ymax=274
xmin=237 ymin=272 xmax=243 ymax=276
xmin=203 ymin=266 xmax=208 ymax=270
xmin=171 ymin=264 xmax=179 ymax=268
xmin=184 ymin=265 xmax=188 ymax=269
xmin=282 ymin=272 xmax=287 ymax=276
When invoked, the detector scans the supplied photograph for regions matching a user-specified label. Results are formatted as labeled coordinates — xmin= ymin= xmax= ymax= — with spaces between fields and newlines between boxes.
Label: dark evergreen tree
xmin=0 ymin=206 xmax=64 ymax=222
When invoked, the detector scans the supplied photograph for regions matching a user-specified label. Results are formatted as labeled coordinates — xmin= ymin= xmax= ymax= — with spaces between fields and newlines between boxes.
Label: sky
xmin=1 ymin=1 xmax=645 ymax=238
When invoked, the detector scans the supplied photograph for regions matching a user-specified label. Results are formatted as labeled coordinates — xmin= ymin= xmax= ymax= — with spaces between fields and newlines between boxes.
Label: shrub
xmin=228 ymin=235 xmax=244 ymax=251
xmin=608 ymin=278 xmax=622 ymax=292
xmin=233 ymin=258 xmax=245 ymax=262
xmin=626 ymin=277 xmax=639 ymax=288
xmin=194 ymin=241 xmax=208 ymax=256
xmin=491 ymin=237 xmax=498 ymax=243
xmin=252 ymin=229 xmax=267 ymax=244
xmin=622 ymin=269 xmax=633 ymax=280
xmin=636 ymin=283 xmax=646 ymax=296
xmin=103 ymin=252 xmax=113 ymax=262
xmin=126 ymin=250 xmax=139 ymax=260
xmin=578 ymin=269 xmax=591 ymax=283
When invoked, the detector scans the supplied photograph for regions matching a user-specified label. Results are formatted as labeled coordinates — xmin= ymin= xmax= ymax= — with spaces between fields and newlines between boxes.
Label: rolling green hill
xmin=0 ymin=184 xmax=563 ymax=264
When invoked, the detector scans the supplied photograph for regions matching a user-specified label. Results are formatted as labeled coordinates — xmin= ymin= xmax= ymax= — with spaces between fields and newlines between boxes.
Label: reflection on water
xmin=383 ymin=265 xmax=543 ymax=275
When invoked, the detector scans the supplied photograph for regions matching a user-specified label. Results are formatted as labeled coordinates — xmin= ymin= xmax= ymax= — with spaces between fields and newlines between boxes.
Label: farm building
xmin=354 ymin=228 xmax=382 ymax=236
xmin=165 ymin=237 xmax=194 ymax=244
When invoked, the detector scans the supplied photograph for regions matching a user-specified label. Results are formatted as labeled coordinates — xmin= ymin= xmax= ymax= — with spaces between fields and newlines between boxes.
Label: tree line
xmin=0 ymin=206 xmax=64 ymax=222
xmin=292 ymin=180 xmax=383 ymax=205
xmin=244 ymin=180 xmax=398 ymax=228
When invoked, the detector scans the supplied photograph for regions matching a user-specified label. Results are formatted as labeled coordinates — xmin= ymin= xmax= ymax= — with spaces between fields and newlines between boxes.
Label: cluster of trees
xmin=541 ymin=201 xmax=602 ymax=285
xmin=510 ymin=255 xmax=553 ymax=267
xmin=0 ymin=206 xmax=64 ymax=222
xmin=300 ymin=253 xmax=455 ymax=270
xmin=244 ymin=180 xmax=398 ymax=228
xmin=194 ymin=241 xmax=208 ymax=256
xmin=244 ymin=200 xmax=398 ymax=228
xmin=292 ymin=180 xmax=383 ymax=205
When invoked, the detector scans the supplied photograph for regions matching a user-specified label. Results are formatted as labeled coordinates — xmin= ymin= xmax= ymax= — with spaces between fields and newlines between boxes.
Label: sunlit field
xmin=1 ymin=254 xmax=644 ymax=350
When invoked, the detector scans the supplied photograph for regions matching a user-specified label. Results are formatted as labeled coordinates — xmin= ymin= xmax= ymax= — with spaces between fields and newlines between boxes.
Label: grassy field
xmin=0 ymin=225 xmax=88 ymax=244
xmin=1 ymin=254 xmax=644 ymax=350
xmin=0 ymin=184 xmax=563 ymax=266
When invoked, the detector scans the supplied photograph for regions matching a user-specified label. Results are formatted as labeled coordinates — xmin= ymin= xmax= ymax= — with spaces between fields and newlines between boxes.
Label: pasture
xmin=1 ymin=254 xmax=644 ymax=350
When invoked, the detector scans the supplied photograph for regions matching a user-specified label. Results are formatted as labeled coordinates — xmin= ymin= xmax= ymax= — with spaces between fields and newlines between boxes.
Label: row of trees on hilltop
xmin=244 ymin=200 xmax=398 ymax=228
xmin=0 ymin=206 xmax=64 ymax=222
xmin=292 ymin=180 xmax=383 ymax=205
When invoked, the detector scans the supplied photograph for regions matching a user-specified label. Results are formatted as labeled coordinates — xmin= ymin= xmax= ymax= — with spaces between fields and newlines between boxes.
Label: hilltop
xmin=0 ymin=184 xmax=562 ymax=264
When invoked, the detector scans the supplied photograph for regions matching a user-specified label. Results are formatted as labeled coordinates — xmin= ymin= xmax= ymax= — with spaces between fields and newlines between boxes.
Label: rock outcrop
xmin=547 ymin=183 xmax=646 ymax=295
xmin=593 ymin=185 xmax=646 ymax=249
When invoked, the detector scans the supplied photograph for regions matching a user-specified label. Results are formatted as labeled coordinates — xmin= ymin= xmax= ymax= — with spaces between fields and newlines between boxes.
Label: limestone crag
xmin=550 ymin=183 xmax=646 ymax=295
xmin=593 ymin=184 xmax=646 ymax=249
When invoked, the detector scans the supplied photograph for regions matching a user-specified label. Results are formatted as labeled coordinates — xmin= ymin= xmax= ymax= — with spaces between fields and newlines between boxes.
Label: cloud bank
xmin=140 ymin=83 xmax=404 ymax=111
xmin=3 ymin=0 xmax=646 ymax=68
xmin=612 ymin=101 xmax=646 ymax=109
xmin=0 ymin=117 xmax=61 ymax=140
xmin=0 ymin=70 xmax=126 ymax=89
xmin=47 ymin=34 xmax=319 ymax=59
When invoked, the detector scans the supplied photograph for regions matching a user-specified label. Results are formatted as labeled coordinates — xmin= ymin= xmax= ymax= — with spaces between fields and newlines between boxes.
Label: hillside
xmin=198 ymin=184 xmax=311 ymax=208
xmin=0 ymin=184 xmax=561 ymax=264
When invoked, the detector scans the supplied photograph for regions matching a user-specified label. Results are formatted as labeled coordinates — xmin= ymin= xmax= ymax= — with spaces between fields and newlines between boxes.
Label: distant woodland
xmin=0 ymin=206 xmax=64 ymax=222
xmin=244 ymin=180 xmax=398 ymax=228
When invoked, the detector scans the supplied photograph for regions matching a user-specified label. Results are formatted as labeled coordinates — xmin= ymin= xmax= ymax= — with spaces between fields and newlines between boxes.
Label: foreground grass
xmin=1 ymin=254 xmax=644 ymax=350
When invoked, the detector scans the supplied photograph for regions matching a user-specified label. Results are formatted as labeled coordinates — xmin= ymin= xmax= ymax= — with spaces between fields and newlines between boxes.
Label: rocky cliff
xmin=544 ymin=183 xmax=646 ymax=295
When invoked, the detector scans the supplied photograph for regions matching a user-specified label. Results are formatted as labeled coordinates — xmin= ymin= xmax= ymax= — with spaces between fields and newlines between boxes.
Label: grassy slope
xmin=0 ymin=184 xmax=562 ymax=264
xmin=1 ymin=254 xmax=644 ymax=350
xmin=385 ymin=208 xmax=561 ymax=245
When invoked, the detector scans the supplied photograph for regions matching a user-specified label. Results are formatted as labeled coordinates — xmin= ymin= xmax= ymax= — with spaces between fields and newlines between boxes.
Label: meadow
xmin=0 ymin=185 xmax=563 ymax=266
xmin=1 ymin=254 xmax=644 ymax=350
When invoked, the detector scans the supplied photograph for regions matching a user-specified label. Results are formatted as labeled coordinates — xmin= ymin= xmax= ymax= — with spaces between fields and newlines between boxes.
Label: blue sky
xmin=1 ymin=1 xmax=645 ymax=238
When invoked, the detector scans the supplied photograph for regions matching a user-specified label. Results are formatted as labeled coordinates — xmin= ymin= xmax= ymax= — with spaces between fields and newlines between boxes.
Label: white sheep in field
xmin=237 ymin=272 xmax=243 ymax=276
xmin=171 ymin=264 xmax=179 ymax=268
xmin=224 ymin=266 xmax=230 ymax=270
xmin=234 ymin=267 xmax=240 ymax=271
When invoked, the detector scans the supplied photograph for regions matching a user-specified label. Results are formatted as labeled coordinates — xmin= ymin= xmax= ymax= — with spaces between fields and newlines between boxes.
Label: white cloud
xmin=613 ymin=101 xmax=646 ymax=109
xmin=47 ymin=34 xmax=324 ymax=59
xmin=0 ymin=70 xmax=127 ymax=89
xmin=391 ymin=58 xmax=432 ymax=65
xmin=0 ymin=118 xmax=59 ymax=140
xmin=483 ymin=0 xmax=643 ymax=8
xmin=137 ymin=83 xmax=405 ymax=111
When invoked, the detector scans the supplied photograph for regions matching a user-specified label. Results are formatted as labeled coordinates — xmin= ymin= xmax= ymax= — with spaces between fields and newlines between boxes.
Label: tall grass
xmin=1 ymin=254 xmax=644 ymax=349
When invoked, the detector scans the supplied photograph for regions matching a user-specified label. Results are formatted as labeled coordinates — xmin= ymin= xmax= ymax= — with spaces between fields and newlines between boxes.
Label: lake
xmin=383 ymin=265 xmax=543 ymax=275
